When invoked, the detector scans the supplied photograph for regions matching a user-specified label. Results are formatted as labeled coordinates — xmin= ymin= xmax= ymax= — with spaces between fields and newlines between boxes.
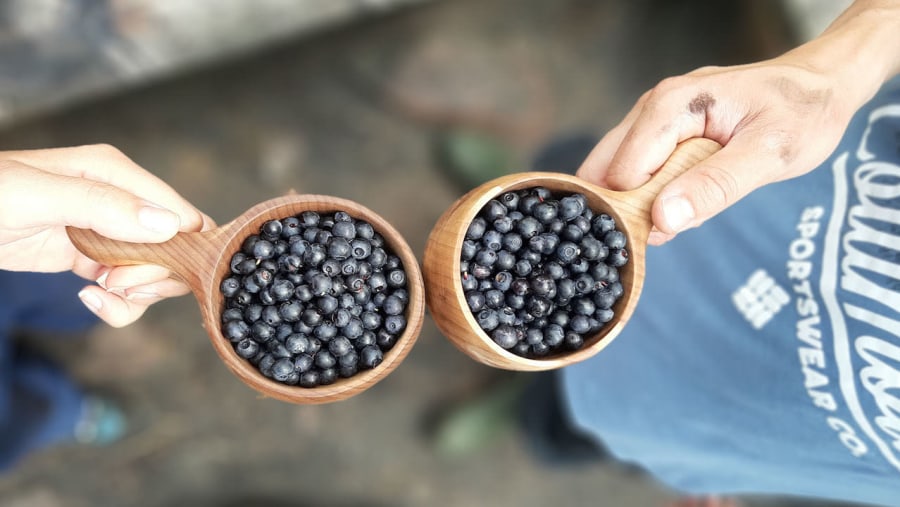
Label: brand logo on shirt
xmin=822 ymin=103 xmax=900 ymax=471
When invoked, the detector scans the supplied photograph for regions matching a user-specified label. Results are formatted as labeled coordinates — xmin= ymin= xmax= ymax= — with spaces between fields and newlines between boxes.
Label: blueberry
xmin=519 ymin=195 xmax=540 ymax=214
xmin=300 ymin=211 xmax=320 ymax=227
xmin=355 ymin=222 xmax=375 ymax=239
xmin=236 ymin=339 xmax=260 ymax=359
xmin=525 ymin=296 xmax=553 ymax=318
xmin=289 ymin=239 xmax=310 ymax=257
xmin=592 ymin=214 xmax=616 ymax=235
xmin=461 ymin=240 xmax=478 ymax=261
xmin=262 ymin=219 xmax=283 ymax=240
xmin=471 ymin=264 xmax=492 ymax=279
xmin=329 ymin=336 xmax=353 ymax=357
xmin=564 ymin=332 xmax=585 ymax=350
xmin=533 ymin=202 xmax=558 ymax=224
xmin=366 ymin=272 xmax=386 ymax=293
xmin=262 ymin=305 xmax=282 ymax=326
xmin=222 ymin=308 xmax=244 ymax=322
xmin=332 ymin=221 xmax=356 ymax=239
xmin=383 ymin=295 xmax=405 ymax=316
xmin=500 ymin=191 xmax=520 ymax=210
xmin=350 ymin=239 xmax=372 ymax=260
xmin=495 ymin=250 xmax=516 ymax=271
xmin=608 ymin=248 xmax=629 ymax=267
xmin=360 ymin=345 xmax=384 ymax=369
xmin=224 ymin=320 xmax=250 ymax=342
xmin=294 ymin=353 xmax=314 ymax=373
xmin=492 ymin=325 xmax=519 ymax=349
xmin=570 ymin=314 xmax=592 ymax=334
xmin=243 ymin=304 xmax=263 ymax=323
xmin=317 ymin=295 xmax=338 ymax=315
xmin=579 ymin=237 xmax=606 ymax=261
xmin=492 ymin=271 xmax=513 ymax=292
xmin=484 ymin=289 xmax=505 ymax=309
xmin=559 ymin=194 xmax=586 ymax=221
xmin=483 ymin=200 xmax=507 ymax=221
xmin=285 ymin=334 xmax=310 ymax=354
xmin=555 ymin=241 xmax=580 ymax=264
xmin=595 ymin=308 xmax=614 ymax=323
xmin=477 ymin=309 xmax=500 ymax=331
xmin=542 ymin=261 xmax=566 ymax=280
xmin=493 ymin=216 xmax=514 ymax=234
xmin=474 ymin=249 xmax=497 ymax=267
xmin=466 ymin=291 xmax=486 ymax=312
xmin=514 ymin=260 xmax=533 ymax=277
xmin=368 ymin=248 xmax=387 ymax=268
xmin=315 ymin=350 xmax=337 ymax=369
xmin=544 ymin=324 xmax=565 ymax=347
xmin=319 ymin=367 xmax=338 ymax=385
xmin=343 ymin=318 xmax=365 ymax=339
xmin=593 ymin=290 xmax=617 ymax=310
xmin=361 ymin=311 xmax=382 ymax=330
xmin=331 ymin=308 xmax=352 ymax=328
xmin=561 ymin=224 xmax=584 ymax=242
xmin=253 ymin=240 xmax=275 ymax=260
xmin=572 ymin=297 xmax=596 ymax=316
xmin=466 ymin=217 xmax=487 ymax=240
xmin=501 ymin=232 xmax=523 ymax=252
xmin=251 ymin=321 xmax=276 ymax=342
xmin=303 ymin=244 xmax=327 ymax=266
xmin=482 ymin=230 xmax=503 ymax=251
xmin=341 ymin=259 xmax=359 ymax=276
xmin=376 ymin=329 xmax=397 ymax=349
xmin=384 ymin=315 xmax=406 ymax=334
xmin=299 ymin=370 xmax=320 ymax=388
xmin=220 ymin=277 xmax=241 ymax=298
xmin=517 ymin=216 xmax=543 ymax=238
xmin=510 ymin=278 xmax=530 ymax=296
xmin=272 ymin=359 xmax=295 ymax=382
xmin=603 ymin=230 xmax=627 ymax=250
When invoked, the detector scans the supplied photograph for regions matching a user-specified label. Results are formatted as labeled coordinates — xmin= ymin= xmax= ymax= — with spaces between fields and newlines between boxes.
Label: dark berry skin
xmin=459 ymin=187 xmax=629 ymax=359
xmin=360 ymin=345 xmax=384 ymax=369
xmin=466 ymin=217 xmax=488 ymax=240
xmin=492 ymin=325 xmax=519 ymax=349
xmin=221 ymin=211 xmax=408 ymax=386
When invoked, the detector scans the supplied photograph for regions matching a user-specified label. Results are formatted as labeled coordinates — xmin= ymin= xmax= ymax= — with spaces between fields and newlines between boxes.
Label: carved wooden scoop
xmin=423 ymin=137 xmax=721 ymax=371
xmin=67 ymin=195 xmax=426 ymax=404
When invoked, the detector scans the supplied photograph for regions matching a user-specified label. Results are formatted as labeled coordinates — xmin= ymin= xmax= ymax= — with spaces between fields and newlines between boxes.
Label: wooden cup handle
xmin=65 ymin=226 xmax=228 ymax=292
xmin=619 ymin=137 xmax=723 ymax=217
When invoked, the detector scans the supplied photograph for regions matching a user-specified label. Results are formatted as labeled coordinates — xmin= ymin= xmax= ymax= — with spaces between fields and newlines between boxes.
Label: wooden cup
xmin=423 ymin=138 xmax=721 ymax=371
xmin=67 ymin=195 xmax=426 ymax=404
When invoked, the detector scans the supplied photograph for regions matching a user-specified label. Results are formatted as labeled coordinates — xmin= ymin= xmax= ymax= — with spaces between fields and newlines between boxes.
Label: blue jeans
xmin=0 ymin=270 xmax=97 ymax=470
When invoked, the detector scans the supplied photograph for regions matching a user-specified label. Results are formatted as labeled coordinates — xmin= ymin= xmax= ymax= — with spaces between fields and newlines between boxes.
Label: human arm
xmin=0 ymin=143 xmax=214 ymax=327
xmin=576 ymin=0 xmax=900 ymax=245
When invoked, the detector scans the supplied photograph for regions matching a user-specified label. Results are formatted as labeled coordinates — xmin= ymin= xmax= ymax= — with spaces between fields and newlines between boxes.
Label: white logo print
xmin=821 ymin=103 xmax=900 ymax=472
xmin=732 ymin=269 xmax=790 ymax=329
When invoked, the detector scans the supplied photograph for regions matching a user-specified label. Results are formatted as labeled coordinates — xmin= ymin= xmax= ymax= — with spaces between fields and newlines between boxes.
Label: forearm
xmin=784 ymin=0 xmax=900 ymax=111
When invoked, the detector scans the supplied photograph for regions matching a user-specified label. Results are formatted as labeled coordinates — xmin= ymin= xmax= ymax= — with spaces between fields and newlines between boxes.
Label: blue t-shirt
xmin=561 ymin=77 xmax=900 ymax=506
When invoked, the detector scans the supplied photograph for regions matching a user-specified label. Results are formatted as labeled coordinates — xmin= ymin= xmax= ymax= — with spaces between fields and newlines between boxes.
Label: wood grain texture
xmin=68 ymin=194 xmax=426 ymax=404
xmin=423 ymin=138 xmax=721 ymax=371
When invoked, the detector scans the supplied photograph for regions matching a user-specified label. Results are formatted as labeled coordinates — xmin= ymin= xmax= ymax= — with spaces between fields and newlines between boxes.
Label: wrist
xmin=790 ymin=0 xmax=900 ymax=108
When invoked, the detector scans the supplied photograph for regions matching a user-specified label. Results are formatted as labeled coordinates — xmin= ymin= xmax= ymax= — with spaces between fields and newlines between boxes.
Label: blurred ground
xmin=0 ymin=0 xmax=862 ymax=506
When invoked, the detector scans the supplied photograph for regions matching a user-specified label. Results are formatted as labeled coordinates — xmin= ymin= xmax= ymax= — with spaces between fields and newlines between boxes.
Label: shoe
xmin=429 ymin=374 xmax=529 ymax=458
xmin=433 ymin=128 xmax=518 ymax=193
xmin=73 ymin=394 xmax=128 ymax=446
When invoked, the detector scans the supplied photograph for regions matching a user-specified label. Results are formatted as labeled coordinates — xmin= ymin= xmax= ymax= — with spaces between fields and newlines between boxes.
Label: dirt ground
xmin=0 ymin=0 xmax=854 ymax=506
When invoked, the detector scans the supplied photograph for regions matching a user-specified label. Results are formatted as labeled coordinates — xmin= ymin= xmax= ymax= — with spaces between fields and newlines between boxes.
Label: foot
xmin=73 ymin=394 xmax=128 ymax=446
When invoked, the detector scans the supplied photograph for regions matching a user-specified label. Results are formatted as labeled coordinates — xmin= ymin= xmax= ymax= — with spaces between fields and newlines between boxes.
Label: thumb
xmin=650 ymin=141 xmax=766 ymax=236
xmin=7 ymin=165 xmax=181 ymax=242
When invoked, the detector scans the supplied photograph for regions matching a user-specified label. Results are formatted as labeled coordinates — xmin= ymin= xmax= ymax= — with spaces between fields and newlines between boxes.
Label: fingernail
xmin=661 ymin=195 xmax=694 ymax=232
xmin=96 ymin=270 xmax=110 ymax=289
xmin=78 ymin=290 xmax=103 ymax=314
xmin=138 ymin=203 xmax=180 ymax=234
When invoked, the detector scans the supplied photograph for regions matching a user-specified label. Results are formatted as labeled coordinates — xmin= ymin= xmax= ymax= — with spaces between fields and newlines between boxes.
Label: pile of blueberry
xmin=219 ymin=211 xmax=409 ymax=388
xmin=461 ymin=187 xmax=627 ymax=358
